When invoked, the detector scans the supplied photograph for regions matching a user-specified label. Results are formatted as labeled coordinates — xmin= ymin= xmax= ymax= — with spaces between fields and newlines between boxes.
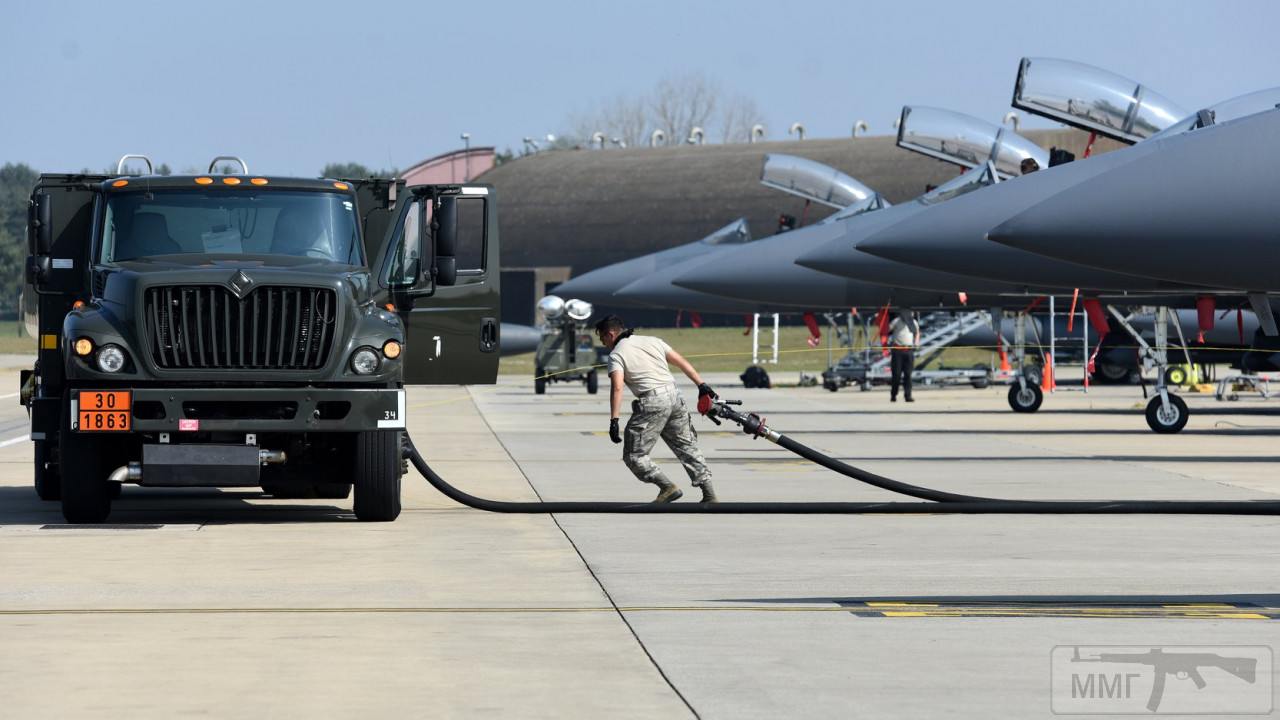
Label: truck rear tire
xmin=586 ymin=370 xmax=598 ymax=394
xmin=34 ymin=439 xmax=60 ymax=501
xmin=353 ymin=430 xmax=402 ymax=522
xmin=59 ymin=429 xmax=112 ymax=524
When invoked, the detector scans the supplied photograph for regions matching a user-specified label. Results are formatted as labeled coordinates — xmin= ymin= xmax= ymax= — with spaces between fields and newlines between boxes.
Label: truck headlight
xmin=350 ymin=347 xmax=380 ymax=375
xmin=96 ymin=344 xmax=126 ymax=373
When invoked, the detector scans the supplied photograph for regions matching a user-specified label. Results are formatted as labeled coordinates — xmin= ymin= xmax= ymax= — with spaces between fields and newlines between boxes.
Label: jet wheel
xmin=1145 ymin=394 xmax=1189 ymax=434
xmin=1008 ymin=383 xmax=1043 ymax=413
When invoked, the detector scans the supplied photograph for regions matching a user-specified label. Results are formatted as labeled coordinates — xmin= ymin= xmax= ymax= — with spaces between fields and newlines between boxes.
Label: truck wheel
xmin=535 ymin=367 xmax=546 ymax=395
xmin=59 ymin=429 xmax=112 ymax=524
xmin=586 ymin=370 xmax=598 ymax=394
xmin=34 ymin=439 xmax=60 ymax=501
xmin=1145 ymin=394 xmax=1189 ymax=434
xmin=353 ymin=430 xmax=402 ymax=522
xmin=1008 ymin=383 xmax=1043 ymax=413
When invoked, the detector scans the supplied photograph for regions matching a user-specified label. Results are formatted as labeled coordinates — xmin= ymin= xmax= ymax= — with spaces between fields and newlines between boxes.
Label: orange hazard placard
xmin=77 ymin=390 xmax=132 ymax=432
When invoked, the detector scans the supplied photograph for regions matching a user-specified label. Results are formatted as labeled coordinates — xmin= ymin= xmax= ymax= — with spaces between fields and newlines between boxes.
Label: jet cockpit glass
xmin=699 ymin=217 xmax=752 ymax=246
xmin=896 ymin=106 xmax=1047 ymax=179
xmin=1012 ymin=57 xmax=1187 ymax=143
xmin=826 ymin=193 xmax=891 ymax=224
xmin=917 ymin=161 xmax=999 ymax=207
xmin=1148 ymin=87 xmax=1280 ymax=140
xmin=759 ymin=154 xmax=876 ymax=209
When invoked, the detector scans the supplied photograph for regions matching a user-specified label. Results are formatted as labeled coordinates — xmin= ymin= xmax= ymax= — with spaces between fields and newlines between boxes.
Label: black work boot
xmin=653 ymin=482 xmax=683 ymax=503
xmin=698 ymin=482 xmax=719 ymax=504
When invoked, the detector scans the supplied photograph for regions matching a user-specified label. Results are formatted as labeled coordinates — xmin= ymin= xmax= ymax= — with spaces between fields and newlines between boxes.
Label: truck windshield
xmin=102 ymin=190 xmax=361 ymax=264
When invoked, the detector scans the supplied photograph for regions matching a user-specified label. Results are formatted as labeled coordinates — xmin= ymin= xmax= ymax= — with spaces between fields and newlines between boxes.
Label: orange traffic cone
xmin=1041 ymin=353 xmax=1055 ymax=391
xmin=998 ymin=340 xmax=1010 ymax=374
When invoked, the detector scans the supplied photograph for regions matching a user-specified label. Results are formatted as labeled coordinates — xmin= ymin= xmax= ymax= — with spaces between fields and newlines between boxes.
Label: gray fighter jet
xmin=850 ymin=146 xmax=1207 ymax=292
xmin=803 ymin=60 xmax=1194 ymax=294
xmin=989 ymin=104 xmax=1280 ymax=293
xmin=551 ymin=217 xmax=752 ymax=306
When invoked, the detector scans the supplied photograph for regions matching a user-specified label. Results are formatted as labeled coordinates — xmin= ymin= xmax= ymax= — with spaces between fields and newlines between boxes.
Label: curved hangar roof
xmin=477 ymin=130 xmax=1120 ymax=276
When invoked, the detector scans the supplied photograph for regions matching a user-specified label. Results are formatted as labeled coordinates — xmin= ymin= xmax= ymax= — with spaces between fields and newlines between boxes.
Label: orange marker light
xmin=333 ymin=181 xmax=349 ymax=190
xmin=111 ymin=179 xmax=129 ymax=188
xmin=222 ymin=177 xmax=241 ymax=185
xmin=383 ymin=303 xmax=396 ymax=312
xmin=72 ymin=300 xmax=86 ymax=310
xmin=195 ymin=177 xmax=213 ymax=185
xmin=251 ymin=178 xmax=268 ymax=185
xmin=73 ymin=338 xmax=94 ymax=357
xmin=383 ymin=340 xmax=402 ymax=359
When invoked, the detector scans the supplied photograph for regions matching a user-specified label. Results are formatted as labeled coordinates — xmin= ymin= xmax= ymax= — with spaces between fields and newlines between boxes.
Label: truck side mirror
xmin=31 ymin=193 xmax=52 ymax=255
xmin=434 ymin=196 xmax=458 ymax=287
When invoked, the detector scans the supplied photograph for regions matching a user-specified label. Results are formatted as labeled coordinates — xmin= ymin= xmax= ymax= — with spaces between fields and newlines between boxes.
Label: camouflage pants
xmin=623 ymin=386 xmax=712 ymax=487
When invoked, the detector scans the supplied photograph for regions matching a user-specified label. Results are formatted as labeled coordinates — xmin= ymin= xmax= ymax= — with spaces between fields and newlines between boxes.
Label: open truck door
xmin=373 ymin=184 xmax=500 ymax=385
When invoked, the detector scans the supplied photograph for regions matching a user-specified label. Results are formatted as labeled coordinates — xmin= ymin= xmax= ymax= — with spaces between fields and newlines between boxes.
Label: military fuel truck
xmin=22 ymin=156 xmax=500 ymax=523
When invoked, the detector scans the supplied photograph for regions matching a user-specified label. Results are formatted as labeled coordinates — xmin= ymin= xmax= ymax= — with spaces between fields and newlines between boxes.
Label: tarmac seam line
xmin=465 ymin=385 xmax=701 ymax=720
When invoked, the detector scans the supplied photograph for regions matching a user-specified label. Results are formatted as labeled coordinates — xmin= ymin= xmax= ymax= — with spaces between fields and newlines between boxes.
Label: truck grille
xmin=145 ymin=286 xmax=337 ymax=370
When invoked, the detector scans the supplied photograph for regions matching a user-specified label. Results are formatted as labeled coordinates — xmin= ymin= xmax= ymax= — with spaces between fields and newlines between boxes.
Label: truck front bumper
xmin=114 ymin=387 xmax=406 ymax=433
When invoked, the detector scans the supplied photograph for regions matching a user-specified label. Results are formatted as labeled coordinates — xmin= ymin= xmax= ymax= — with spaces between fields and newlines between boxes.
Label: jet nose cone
xmin=670 ymin=262 xmax=743 ymax=296
xmin=794 ymin=240 xmax=847 ymax=273
xmin=614 ymin=273 xmax=683 ymax=306
xmin=554 ymin=269 xmax=629 ymax=304
xmin=855 ymin=224 xmax=946 ymax=264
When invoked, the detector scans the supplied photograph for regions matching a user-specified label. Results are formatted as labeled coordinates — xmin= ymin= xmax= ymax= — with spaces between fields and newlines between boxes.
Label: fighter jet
xmin=551 ymin=217 xmax=752 ymax=306
xmin=988 ymin=101 xmax=1280 ymax=294
xmin=803 ymin=61 xmax=1194 ymax=294
xmin=609 ymin=156 xmax=984 ymax=313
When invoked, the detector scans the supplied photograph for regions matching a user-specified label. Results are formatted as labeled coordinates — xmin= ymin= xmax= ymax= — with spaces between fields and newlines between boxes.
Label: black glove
xmin=696 ymin=383 xmax=718 ymax=414
xmin=609 ymin=418 xmax=622 ymax=444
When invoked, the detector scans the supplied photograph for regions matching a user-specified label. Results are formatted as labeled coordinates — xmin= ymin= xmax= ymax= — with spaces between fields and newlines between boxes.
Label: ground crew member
xmin=594 ymin=315 xmax=718 ymax=503
xmin=888 ymin=310 xmax=920 ymax=402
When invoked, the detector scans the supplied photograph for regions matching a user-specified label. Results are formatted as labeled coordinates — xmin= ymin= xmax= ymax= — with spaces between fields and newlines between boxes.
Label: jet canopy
xmin=916 ymin=161 xmax=1000 ymax=207
xmin=759 ymin=154 xmax=878 ymax=208
xmin=896 ymin=106 xmax=1048 ymax=179
xmin=1011 ymin=57 xmax=1187 ymax=143
xmin=698 ymin=217 xmax=752 ymax=246
xmin=1149 ymin=86 xmax=1280 ymax=140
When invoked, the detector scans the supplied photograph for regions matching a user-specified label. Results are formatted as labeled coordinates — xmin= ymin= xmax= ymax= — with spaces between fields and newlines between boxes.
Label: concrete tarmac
xmin=3 ymin=372 xmax=1280 ymax=718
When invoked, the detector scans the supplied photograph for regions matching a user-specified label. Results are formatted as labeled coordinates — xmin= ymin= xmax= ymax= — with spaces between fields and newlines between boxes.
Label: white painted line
xmin=0 ymin=434 xmax=29 ymax=448
xmin=0 ymin=392 xmax=19 ymax=400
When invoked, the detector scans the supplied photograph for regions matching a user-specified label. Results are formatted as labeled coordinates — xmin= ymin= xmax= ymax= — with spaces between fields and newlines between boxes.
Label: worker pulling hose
xmin=403 ymin=397 xmax=1280 ymax=516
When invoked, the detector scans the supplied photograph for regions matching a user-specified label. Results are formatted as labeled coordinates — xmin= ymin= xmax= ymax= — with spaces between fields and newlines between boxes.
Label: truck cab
xmin=23 ymin=156 xmax=501 ymax=523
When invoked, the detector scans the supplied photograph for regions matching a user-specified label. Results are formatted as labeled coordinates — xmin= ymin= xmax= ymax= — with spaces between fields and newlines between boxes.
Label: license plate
xmin=76 ymin=390 xmax=132 ymax=432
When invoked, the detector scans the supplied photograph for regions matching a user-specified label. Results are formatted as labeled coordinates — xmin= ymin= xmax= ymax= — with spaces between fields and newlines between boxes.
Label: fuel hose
xmin=403 ymin=399 xmax=1280 ymax=516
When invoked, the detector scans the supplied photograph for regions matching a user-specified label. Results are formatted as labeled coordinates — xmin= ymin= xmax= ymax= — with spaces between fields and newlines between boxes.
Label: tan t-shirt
xmin=607 ymin=335 xmax=676 ymax=395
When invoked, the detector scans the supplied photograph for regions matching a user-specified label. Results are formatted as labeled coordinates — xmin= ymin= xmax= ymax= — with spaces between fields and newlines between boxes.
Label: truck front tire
xmin=353 ymin=430 xmax=402 ymax=522
xmin=59 ymin=430 xmax=112 ymax=524
xmin=34 ymin=439 xmax=61 ymax=501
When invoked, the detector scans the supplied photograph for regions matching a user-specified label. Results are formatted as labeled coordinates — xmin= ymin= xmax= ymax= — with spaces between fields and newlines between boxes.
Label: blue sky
xmin=3 ymin=0 xmax=1277 ymax=175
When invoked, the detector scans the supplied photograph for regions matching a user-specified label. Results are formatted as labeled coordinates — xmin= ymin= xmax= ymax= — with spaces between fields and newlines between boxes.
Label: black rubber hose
xmin=771 ymin=434 xmax=986 ymax=503
xmin=403 ymin=438 xmax=1280 ymax=515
